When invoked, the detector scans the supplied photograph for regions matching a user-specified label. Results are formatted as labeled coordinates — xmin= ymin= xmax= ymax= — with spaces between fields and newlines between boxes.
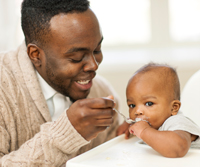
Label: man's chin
xmin=69 ymin=90 xmax=90 ymax=102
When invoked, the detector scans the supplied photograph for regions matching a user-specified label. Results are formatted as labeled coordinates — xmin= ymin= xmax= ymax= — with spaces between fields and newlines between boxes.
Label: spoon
xmin=113 ymin=108 xmax=141 ymax=124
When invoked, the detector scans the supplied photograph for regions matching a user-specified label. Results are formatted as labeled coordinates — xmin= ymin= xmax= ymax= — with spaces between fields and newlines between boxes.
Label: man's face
xmin=38 ymin=9 xmax=103 ymax=101
xmin=126 ymin=71 xmax=174 ymax=129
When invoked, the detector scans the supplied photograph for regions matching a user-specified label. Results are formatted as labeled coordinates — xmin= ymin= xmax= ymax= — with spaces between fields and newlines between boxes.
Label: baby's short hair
xmin=134 ymin=62 xmax=180 ymax=100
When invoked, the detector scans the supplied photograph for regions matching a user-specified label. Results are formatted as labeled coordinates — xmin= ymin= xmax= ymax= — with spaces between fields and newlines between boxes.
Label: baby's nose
xmin=135 ymin=108 xmax=144 ymax=115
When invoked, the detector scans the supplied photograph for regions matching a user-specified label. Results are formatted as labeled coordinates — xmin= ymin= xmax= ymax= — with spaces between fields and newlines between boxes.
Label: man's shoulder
xmin=93 ymin=74 xmax=111 ymax=88
xmin=0 ymin=42 xmax=32 ymax=93
xmin=88 ymin=75 xmax=120 ymax=108
xmin=89 ymin=75 xmax=114 ymax=97
xmin=0 ymin=43 xmax=25 ymax=70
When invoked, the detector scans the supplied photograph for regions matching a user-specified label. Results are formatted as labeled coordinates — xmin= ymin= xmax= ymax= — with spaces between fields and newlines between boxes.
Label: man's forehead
xmin=50 ymin=9 xmax=98 ymax=28
xmin=49 ymin=10 xmax=100 ymax=38
xmin=46 ymin=9 xmax=102 ymax=49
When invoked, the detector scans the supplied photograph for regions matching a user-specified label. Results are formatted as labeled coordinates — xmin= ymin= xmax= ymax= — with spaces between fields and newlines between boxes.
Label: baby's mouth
xmin=135 ymin=118 xmax=142 ymax=122
xmin=134 ymin=117 xmax=151 ymax=125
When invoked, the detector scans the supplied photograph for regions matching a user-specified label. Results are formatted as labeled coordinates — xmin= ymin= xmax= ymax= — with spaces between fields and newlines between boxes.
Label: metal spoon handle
xmin=113 ymin=108 xmax=136 ymax=124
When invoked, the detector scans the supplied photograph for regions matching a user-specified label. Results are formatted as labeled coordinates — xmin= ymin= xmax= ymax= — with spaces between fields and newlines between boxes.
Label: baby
xmin=127 ymin=63 xmax=200 ymax=158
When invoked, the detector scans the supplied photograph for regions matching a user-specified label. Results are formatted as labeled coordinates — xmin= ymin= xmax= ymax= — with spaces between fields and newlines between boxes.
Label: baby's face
xmin=126 ymin=72 xmax=174 ymax=129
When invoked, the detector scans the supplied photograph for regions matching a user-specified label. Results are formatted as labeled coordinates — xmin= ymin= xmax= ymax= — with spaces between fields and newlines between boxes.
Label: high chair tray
xmin=66 ymin=134 xmax=200 ymax=167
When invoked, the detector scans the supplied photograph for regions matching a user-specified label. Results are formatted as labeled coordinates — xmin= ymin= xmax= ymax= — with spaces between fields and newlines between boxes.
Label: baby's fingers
xmin=129 ymin=125 xmax=135 ymax=135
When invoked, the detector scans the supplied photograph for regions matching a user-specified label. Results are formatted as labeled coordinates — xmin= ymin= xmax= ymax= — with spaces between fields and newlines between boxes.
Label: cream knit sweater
xmin=0 ymin=43 xmax=120 ymax=166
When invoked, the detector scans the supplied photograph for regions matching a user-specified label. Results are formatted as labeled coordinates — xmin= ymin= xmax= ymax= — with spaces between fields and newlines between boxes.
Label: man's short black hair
xmin=21 ymin=0 xmax=90 ymax=46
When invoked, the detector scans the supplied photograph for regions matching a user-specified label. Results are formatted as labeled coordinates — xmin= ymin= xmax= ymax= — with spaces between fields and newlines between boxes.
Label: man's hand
xmin=67 ymin=97 xmax=115 ymax=141
xmin=129 ymin=121 xmax=151 ymax=139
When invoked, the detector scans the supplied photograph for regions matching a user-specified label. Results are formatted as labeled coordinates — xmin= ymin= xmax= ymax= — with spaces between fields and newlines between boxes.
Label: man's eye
xmin=93 ymin=50 xmax=101 ymax=54
xmin=129 ymin=104 xmax=135 ymax=108
xmin=71 ymin=59 xmax=82 ymax=63
xmin=145 ymin=102 xmax=153 ymax=106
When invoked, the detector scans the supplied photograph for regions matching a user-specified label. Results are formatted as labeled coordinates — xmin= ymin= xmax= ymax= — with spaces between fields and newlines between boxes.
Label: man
xmin=0 ymin=0 xmax=120 ymax=166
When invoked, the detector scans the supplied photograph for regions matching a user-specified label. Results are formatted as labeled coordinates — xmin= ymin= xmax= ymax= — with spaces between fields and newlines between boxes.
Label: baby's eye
xmin=145 ymin=102 xmax=154 ymax=106
xmin=129 ymin=104 xmax=135 ymax=108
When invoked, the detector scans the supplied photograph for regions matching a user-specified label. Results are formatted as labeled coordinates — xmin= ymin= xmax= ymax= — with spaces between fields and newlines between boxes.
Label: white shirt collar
xmin=36 ymin=71 xmax=72 ymax=121
xmin=36 ymin=71 xmax=56 ymax=100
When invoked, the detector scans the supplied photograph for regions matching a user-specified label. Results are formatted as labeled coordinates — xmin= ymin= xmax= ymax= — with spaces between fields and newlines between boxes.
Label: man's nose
xmin=83 ymin=54 xmax=99 ymax=72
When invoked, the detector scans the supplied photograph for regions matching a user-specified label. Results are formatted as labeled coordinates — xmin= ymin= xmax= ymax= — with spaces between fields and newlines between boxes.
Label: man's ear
xmin=27 ymin=44 xmax=43 ymax=67
xmin=171 ymin=100 xmax=181 ymax=116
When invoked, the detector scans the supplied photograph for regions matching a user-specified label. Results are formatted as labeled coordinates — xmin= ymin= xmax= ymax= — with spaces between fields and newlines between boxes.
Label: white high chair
xmin=180 ymin=69 xmax=200 ymax=127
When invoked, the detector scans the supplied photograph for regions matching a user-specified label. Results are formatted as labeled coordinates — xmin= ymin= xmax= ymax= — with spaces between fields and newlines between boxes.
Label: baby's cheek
xmin=150 ymin=118 xmax=163 ymax=129
xmin=129 ymin=111 xmax=135 ymax=120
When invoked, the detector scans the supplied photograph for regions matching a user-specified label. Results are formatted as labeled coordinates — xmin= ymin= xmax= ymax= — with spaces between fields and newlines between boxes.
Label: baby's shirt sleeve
xmin=158 ymin=112 xmax=200 ymax=148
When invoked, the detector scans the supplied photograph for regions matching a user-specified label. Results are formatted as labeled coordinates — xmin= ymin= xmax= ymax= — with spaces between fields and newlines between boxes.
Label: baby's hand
xmin=116 ymin=121 xmax=130 ymax=139
xmin=129 ymin=121 xmax=151 ymax=139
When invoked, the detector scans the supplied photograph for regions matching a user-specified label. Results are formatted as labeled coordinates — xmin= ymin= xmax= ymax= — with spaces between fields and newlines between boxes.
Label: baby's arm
xmin=129 ymin=121 xmax=194 ymax=158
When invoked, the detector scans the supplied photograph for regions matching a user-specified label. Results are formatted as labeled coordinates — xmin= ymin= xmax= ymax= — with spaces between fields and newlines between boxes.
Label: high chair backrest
xmin=180 ymin=69 xmax=200 ymax=127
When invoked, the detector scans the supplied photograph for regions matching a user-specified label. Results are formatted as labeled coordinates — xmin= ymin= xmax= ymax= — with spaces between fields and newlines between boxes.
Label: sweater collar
xmin=18 ymin=41 xmax=52 ymax=122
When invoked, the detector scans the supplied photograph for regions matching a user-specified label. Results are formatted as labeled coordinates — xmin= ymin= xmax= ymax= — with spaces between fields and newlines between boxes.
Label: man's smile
xmin=76 ymin=80 xmax=90 ymax=85
xmin=74 ymin=79 xmax=93 ymax=90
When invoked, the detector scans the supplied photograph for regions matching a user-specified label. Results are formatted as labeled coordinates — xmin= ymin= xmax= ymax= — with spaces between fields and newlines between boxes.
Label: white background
xmin=0 ymin=0 xmax=200 ymax=118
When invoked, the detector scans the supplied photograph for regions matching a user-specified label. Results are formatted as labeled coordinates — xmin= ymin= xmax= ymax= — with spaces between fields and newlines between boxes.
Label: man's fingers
xmin=105 ymin=95 xmax=117 ymax=108
xmin=105 ymin=95 xmax=114 ymax=100
xmin=79 ymin=97 xmax=115 ymax=109
xmin=94 ymin=117 xmax=114 ymax=126
xmin=67 ymin=97 xmax=117 ymax=141
xmin=91 ymin=108 xmax=115 ymax=118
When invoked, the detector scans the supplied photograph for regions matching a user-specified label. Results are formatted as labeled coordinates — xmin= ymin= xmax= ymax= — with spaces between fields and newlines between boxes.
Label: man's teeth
xmin=77 ymin=80 xmax=90 ymax=85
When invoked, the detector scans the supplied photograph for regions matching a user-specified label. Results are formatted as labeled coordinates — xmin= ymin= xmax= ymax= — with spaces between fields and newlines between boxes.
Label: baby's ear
xmin=171 ymin=100 xmax=181 ymax=116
